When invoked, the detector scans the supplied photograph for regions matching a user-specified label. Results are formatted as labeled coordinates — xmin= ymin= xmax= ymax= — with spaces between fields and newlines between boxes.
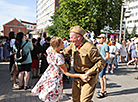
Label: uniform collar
xmin=76 ymin=38 xmax=87 ymax=50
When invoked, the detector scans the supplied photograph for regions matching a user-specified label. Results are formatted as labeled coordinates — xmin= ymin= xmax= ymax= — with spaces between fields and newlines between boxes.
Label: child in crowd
xmin=3 ymin=36 xmax=10 ymax=61
xmin=106 ymin=40 xmax=117 ymax=74
xmin=31 ymin=38 xmax=40 ymax=79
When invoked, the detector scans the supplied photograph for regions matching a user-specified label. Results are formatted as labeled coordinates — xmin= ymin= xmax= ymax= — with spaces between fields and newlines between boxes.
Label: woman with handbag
xmin=13 ymin=32 xmax=33 ymax=90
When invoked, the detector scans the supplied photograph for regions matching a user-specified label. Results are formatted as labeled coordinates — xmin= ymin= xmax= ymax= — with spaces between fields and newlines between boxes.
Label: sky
xmin=0 ymin=0 xmax=36 ymax=31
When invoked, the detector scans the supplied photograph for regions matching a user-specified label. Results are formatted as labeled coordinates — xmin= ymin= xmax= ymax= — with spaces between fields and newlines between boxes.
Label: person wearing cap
xmin=61 ymin=26 xmax=105 ymax=102
xmin=96 ymin=34 xmax=109 ymax=98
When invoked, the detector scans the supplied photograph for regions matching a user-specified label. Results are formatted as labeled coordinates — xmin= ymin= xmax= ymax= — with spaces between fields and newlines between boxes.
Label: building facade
xmin=36 ymin=0 xmax=60 ymax=36
xmin=3 ymin=18 xmax=26 ymax=36
xmin=125 ymin=0 xmax=138 ymax=34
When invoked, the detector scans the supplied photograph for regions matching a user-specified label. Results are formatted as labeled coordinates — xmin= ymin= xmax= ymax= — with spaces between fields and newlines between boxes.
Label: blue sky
xmin=0 ymin=0 xmax=36 ymax=31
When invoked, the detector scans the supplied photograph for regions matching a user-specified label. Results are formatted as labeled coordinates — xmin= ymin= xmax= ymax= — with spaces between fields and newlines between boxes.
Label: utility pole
xmin=119 ymin=5 xmax=124 ymax=43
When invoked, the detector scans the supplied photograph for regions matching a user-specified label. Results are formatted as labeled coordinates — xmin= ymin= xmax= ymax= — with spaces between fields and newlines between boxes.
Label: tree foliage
xmin=46 ymin=0 xmax=123 ymax=38
xmin=125 ymin=28 xmax=130 ymax=40
xmin=130 ymin=25 xmax=137 ymax=38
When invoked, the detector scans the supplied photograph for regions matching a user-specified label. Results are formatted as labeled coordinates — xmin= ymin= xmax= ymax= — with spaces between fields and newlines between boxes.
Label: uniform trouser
xmin=72 ymin=75 xmax=98 ymax=102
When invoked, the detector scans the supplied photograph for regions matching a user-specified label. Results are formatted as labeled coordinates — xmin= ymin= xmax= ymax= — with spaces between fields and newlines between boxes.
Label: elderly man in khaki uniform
xmin=62 ymin=26 xmax=105 ymax=102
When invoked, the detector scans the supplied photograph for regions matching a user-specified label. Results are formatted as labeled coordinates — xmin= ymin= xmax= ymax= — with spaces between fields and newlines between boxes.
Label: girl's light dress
xmin=31 ymin=47 xmax=64 ymax=102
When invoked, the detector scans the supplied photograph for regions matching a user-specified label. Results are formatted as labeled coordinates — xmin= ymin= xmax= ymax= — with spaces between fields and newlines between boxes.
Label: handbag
xmin=15 ymin=40 xmax=29 ymax=63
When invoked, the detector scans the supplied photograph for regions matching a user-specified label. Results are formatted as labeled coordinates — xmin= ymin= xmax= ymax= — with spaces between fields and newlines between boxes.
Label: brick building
xmin=3 ymin=18 xmax=27 ymax=36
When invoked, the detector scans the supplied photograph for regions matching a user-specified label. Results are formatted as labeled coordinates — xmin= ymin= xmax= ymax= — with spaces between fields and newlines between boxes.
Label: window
xmin=10 ymin=28 xmax=13 ymax=31
xmin=18 ymin=23 xmax=20 ymax=26
xmin=18 ymin=29 xmax=21 ymax=32
xmin=11 ymin=23 xmax=13 ymax=26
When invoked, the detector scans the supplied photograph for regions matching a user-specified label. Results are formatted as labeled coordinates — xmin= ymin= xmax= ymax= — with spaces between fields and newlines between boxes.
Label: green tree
xmin=125 ymin=28 xmax=130 ymax=40
xmin=46 ymin=0 xmax=123 ymax=38
xmin=45 ymin=8 xmax=70 ymax=38
xmin=130 ymin=25 xmax=137 ymax=38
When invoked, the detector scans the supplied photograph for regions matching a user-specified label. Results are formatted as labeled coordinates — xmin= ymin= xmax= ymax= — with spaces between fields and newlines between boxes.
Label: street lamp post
xmin=119 ymin=5 xmax=124 ymax=43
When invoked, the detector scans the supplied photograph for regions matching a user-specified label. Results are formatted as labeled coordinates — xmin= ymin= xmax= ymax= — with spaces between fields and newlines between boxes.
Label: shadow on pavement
xmin=96 ymin=81 xmax=121 ymax=89
xmin=107 ymin=87 xmax=138 ymax=96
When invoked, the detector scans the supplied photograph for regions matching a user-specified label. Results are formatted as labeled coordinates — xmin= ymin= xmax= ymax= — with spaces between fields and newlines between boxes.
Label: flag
xmin=32 ymin=27 xmax=36 ymax=30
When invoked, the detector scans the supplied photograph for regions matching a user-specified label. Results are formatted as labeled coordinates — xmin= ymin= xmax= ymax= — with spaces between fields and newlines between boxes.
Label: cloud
xmin=0 ymin=0 xmax=36 ymax=30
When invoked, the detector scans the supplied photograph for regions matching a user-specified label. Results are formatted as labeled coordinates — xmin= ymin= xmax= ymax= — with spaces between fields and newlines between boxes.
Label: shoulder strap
xmin=21 ymin=40 xmax=28 ymax=49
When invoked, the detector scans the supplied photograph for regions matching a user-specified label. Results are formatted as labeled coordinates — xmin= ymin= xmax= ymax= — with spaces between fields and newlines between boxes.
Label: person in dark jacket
xmin=31 ymin=38 xmax=41 ymax=79
xmin=40 ymin=37 xmax=51 ymax=74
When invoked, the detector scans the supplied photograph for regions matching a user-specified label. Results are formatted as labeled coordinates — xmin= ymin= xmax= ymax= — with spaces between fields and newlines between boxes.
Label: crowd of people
xmin=1 ymin=25 xmax=138 ymax=101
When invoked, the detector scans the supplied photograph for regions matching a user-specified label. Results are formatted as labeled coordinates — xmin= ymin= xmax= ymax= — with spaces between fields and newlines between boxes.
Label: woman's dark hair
xmin=43 ymin=32 xmax=46 ymax=38
xmin=9 ymin=31 xmax=15 ymax=40
xmin=29 ymin=34 xmax=32 ymax=39
xmin=15 ymin=32 xmax=24 ymax=49
xmin=45 ymin=37 xmax=51 ymax=42
xmin=37 ymin=37 xmax=41 ymax=42
xmin=0 ymin=36 xmax=4 ymax=40
xmin=32 ymin=38 xmax=37 ymax=43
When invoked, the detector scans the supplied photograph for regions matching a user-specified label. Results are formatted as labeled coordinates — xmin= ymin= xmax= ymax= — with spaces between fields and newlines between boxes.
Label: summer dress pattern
xmin=31 ymin=46 xmax=64 ymax=102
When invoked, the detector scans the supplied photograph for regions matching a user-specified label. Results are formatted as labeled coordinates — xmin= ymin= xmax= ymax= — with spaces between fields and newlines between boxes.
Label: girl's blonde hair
xmin=122 ymin=40 xmax=126 ymax=47
xmin=50 ymin=37 xmax=62 ymax=50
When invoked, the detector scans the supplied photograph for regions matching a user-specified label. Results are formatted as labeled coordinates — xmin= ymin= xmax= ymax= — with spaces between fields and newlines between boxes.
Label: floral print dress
xmin=31 ymin=47 xmax=64 ymax=102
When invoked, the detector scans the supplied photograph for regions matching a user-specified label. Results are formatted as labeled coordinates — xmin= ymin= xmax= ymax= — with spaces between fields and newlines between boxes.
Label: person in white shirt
xmin=115 ymin=39 xmax=121 ymax=63
xmin=106 ymin=40 xmax=117 ymax=74
xmin=120 ymin=40 xmax=127 ymax=63
xmin=9 ymin=31 xmax=19 ymax=88
xmin=40 ymin=32 xmax=47 ymax=46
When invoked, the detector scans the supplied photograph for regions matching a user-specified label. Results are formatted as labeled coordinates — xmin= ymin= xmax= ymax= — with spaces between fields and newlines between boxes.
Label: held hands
xmin=80 ymin=72 xmax=89 ymax=82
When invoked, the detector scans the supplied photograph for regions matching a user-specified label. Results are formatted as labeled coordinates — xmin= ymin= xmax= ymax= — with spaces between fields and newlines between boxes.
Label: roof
xmin=3 ymin=18 xmax=25 ymax=27
xmin=20 ymin=20 xmax=36 ymax=25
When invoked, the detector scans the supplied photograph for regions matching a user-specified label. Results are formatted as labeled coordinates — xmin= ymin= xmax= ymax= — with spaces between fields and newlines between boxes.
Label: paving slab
xmin=0 ymin=62 xmax=138 ymax=102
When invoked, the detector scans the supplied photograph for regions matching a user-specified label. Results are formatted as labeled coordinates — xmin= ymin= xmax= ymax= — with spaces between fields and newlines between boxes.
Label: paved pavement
xmin=0 ymin=62 xmax=138 ymax=102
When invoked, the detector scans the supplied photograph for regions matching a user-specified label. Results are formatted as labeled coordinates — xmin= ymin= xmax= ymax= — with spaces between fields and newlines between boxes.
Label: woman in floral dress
xmin=31 ymin=37 xmax=88 ymax=102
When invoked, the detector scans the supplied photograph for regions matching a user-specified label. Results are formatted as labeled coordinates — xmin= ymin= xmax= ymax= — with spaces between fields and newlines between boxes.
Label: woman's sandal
xmin=97 ymin=90 xmax=107 ymax=96
xmin=19 ymin=86 xmax=24 ymax=90
xmin=96 ymin=92 xmax=105 ymax=98
xmin=24 ymin=86 xmax=31 ymax=90
xmin=134 ymin=76 xmax=138 ymax=79
xmin=104 ymin=91 xmax=107 ymax=96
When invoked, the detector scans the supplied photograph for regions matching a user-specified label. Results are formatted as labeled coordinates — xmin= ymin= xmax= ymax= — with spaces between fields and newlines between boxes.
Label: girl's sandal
xmin=24 ymin=86 xmax=31 ymax=90
xmin=96 ymin=92 xmax=105 ymax=98
xmin=19 ymin=86 xmax=24 ymax=90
